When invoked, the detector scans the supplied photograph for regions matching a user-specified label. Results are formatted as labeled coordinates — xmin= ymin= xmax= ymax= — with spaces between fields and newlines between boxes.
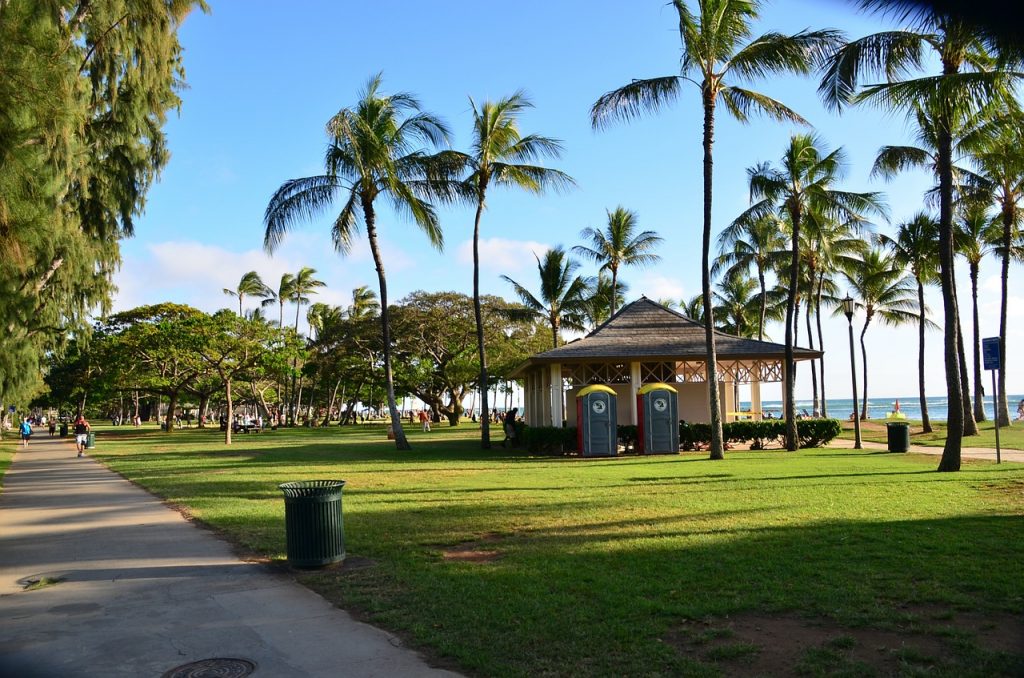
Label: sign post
xmin=982 ymin=337 xmax=1002 ymax=464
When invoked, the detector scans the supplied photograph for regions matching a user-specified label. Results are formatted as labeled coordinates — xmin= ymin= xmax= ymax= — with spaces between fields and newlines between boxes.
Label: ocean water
xmin=744 ymin=395 xmax=1024 ymax=422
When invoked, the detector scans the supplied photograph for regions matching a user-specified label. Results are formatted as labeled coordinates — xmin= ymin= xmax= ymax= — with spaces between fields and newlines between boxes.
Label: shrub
xmin=796 ymin=418 xmax=842 ymax=448
xmin=680 ymin=419 xmax=841 ymax=450
xmin=522 ymin=425 xmax=577 ymax=454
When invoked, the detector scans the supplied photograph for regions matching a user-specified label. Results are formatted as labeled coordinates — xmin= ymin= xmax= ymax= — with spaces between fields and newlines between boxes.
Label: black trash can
xmin=279 ymin=480 xmax=346 ymax=568
xmin=59 ymin=422 xmax=68 ymax=437
xmin=85 ymin=432 xmax=96 ymax=449
xmin=886 ymin=422 xmax=910 ymax=452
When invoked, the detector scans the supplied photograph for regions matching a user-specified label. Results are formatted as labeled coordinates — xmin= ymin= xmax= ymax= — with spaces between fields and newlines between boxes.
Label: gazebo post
xmin=751 ymin=378 xmax=762 ymax=420
xmin=550 ymin=363 xmax=563 ymax=427
xmin=629 ymin=362 xmax=641 ymax=425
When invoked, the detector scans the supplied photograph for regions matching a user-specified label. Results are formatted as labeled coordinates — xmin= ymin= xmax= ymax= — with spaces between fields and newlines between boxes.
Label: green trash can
xmin=279 ymin=480 xmax=346 ymax=568
xmin=59 ymin=422 xmax=68 ymax=437
xmin=85 ymin=432 xmax=96 ymax=449
xmin=886 ymin=422 xmax=910 ymax=452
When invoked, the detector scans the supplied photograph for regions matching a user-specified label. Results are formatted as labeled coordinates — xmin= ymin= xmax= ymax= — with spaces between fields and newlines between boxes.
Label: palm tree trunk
xmin=471 ymin=195 xmax=491 ymax=449
xmin=917 ymin=278 xmax=932 ymax=433
xmin=610 ymin=267 xmax=619 ymax=317
xmin=363 ymin=199 xmax=410 ymax=450
xmin=238 ymin=295 xmax=243 ymax=317
xmin=936 ymin=121 xmax=963 ymax=472
xmin=757 ymin=266 xmax=767 ymax=342
xmin=815 ymin=274 xmax=827 ymax=418
xmin=224 ymin=379 xmax=233 ymax=445
xmin=969 ymin=262 xmax=986 ymax=422
xmin=953 ymin=269 xmax=977 ymax=436
xmin=805 ymin=297 xmax=818 ymax=417
xmin=860 ymin=319 xmax=870 ymax=421
xmin=784 ymin=211 xmax=800 ymax=451
xmin=551 ymin=315 xmax=559 ymax=349
xmin=702 ymin=89 xmax=725 ymax=460
xmin=998 ymin=205 xmax=1012 ymax=426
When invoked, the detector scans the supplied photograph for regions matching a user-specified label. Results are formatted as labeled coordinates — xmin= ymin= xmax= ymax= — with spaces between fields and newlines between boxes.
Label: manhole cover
xmin=161 ymin=657 xmax=256 ymax=678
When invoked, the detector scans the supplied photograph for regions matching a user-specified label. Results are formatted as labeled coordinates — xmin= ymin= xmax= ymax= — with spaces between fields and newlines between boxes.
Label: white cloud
xmin=456 ymin=237 xmax=551 ymax=274
xmin=630 ymin=273 xmax=686 ymax=304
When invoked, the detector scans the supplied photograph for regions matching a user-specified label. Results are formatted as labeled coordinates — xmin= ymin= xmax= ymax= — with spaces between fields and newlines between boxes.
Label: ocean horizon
xmin=747 ymin=394 xmax=1024 ymax=422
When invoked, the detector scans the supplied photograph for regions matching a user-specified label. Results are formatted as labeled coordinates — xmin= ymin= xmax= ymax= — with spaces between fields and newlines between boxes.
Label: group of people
xmin=18 ymin=415 xmax=91 ymax=456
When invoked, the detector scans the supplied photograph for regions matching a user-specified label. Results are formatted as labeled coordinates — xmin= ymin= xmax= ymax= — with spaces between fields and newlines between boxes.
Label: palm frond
xmin=728 ymin=29 xmax=845 ymax=80
xmin=590 ymin=76 xmax=683 ymax=130
xmin=871 ymin=145 xmax=933 ymax=179
xmin=263 ymin=175 xmax=341 ymax=253
xmin=720 ymin=86 xmax=808 ymax=124
xmin=818 ymin=30 xmax=928 ymax=111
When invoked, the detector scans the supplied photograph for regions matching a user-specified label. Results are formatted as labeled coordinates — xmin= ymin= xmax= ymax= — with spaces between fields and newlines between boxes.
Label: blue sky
xmin=115 ymin=0 xmax=1022 ymax=401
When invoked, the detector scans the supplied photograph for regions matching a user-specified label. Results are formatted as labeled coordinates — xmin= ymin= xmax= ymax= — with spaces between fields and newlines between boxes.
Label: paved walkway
xmin=0 ymin=434 xmax=460 ymax=678
xmin=830 ymin=436 xmax=1024 ymax=463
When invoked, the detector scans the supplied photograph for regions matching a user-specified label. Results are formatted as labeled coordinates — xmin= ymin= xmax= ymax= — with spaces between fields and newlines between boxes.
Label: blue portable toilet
xmin=576 ymin=385 xmax=618 ymax=457
xmin=637 ymin=383 xmax=679 ymax=454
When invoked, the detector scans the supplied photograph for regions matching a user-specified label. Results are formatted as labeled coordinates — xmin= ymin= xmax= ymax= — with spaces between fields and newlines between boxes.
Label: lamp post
xmin=842 ymin=295 xmax=862 ymax=449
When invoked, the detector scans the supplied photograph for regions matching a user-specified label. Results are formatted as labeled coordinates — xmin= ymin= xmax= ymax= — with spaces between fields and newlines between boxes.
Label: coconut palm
xmin=820 ymin=8 xmax=1022 ymax=469
xmin=591 ymin=0 xmax=841 ymax=460
xmin=741 ymin=134 xmax=886 ymax=449
xmin=222 ymin=271 xmax=271 ymax=317
xmin=455 ymin=91 xmax=573 ymax=448
xmin=260 ymin=273 xmax=295 ymax=328
xmin=714 ymin=212 xmax=788 ymax=341
xmin=713 ymin=275 xmax=784 ymax=339
xmin=288 ymin=267 xmax=325 ymax=336
xmin=681 ymin=294 xmax=706 ymax=324
xmin=843 ymin=248 xmax=921 ymax=420
xmin=347 ymin=285 xmax=379 ymax=320
xmin=263 ymin=74 xmax=458 ymax=451
xmin=501 ymin=247 xmax=592 ymax=349
xmin=955 ymin=203 xmax=998 ymax=423
xmin=878 ymin=213 xmax=940 ymax=432
xmin=573 ymin=206 xmax=662 ymax=318
xmin=584 ymin=274 xmax=630 ymax=330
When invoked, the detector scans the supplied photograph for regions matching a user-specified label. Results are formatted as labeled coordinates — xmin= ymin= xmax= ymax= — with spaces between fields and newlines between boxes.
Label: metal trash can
xmin=279 ymin=480 xmax=346 ymax=568
xmin=85 ymin=432 xmax=96 ymax=449
xmin=59 ymin=422 xmax=68 ymax=437
xmin=886 ymin=422 xmax=910 ymax=452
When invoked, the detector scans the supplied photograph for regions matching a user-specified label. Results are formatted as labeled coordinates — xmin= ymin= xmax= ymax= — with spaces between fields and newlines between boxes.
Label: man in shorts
xmin=19 ymin=419 xmax=32 ymax=447
xmin=73 ymin=415 xmax=90 ymax=457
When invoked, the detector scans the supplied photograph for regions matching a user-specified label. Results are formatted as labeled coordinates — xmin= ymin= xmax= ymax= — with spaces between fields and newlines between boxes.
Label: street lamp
xmin=842 ymin=295 xmax=862 ymax=449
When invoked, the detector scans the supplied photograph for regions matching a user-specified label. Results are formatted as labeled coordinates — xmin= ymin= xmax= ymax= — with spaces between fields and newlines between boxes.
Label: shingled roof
xmin=517 ymin=297 xmax=822 ymax=368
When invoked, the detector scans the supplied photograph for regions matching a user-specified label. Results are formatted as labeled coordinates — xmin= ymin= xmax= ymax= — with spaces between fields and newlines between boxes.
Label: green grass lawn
xmin=0 ymin=434 xmax=16 ymax=493
xmin=837 ymin=418 xmax=1024 ymax=451
xmin=83 ymin=423 xmax=1024 ymax=676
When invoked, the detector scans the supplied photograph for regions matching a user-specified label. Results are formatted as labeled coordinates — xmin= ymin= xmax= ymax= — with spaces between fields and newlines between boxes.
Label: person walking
xmin=418 ymin=409 xmax=431 ymax=432
xmin=19 ymin=419 xmax=32 ymax=448
xmin=47 ymin=419 xmax=56 ymax=438
xmin=73 ymin=415 xmax=91 ymax=458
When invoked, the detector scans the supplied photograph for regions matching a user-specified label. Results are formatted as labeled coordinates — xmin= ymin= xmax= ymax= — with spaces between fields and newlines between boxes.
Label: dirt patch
xmin=440 ymin=532 xmax=505 ymax=564
xmin=664 ymin=609 xmax=1024 ymax=676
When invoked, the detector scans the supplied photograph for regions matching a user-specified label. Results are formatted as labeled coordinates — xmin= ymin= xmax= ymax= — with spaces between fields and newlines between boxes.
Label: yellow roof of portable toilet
xmin=637 ymin=382 xmax=678 ymax=395
xmin=577 ymin=384 xmax=617 ymax=398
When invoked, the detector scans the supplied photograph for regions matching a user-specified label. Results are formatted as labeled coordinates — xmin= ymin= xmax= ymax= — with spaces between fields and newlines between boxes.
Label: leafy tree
xmin=591 ymin=0 xmax=841 ymax=460
xmin=573 ymin=206 xmax=662 ymax=318
xmin=501 ymin=248 xmax=593 ymax=349
xmin=223 ymin=271 xmax=272 ymax=317
xmin=878 ymin=213 xmax=940 ymax=432
xmin=955 ymin=203 xmax=998 ymax=423
xmin=264 ymin=74 xmax=459 ymax=450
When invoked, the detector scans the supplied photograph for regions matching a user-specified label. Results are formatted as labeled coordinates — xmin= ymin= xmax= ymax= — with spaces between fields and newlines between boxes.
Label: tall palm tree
xmin=843 ymin=248 xmax=921 ymax=420
xmin=455 ymin=91 xmax=573 ymax=449
xmin=223 ymin=271 xmax=271 ymax=317
xmin=260 ymin=273 xmax=295 ymax=328
xmin=573 ymin=206 xmax=662 ymax=317
xmin=501 ymin=247 xmax=592 ymax=349
xmin=713 ymin=275 xmax=784 ymax=338
xmin=591 ymin=0 xmax=841 ymax=460
xmin=347 ymin=285 xmax=379 ymax=320
xmin=878 ymin=213 xmax=940 ymax=432
xmin=955 ymin=203 xmax=997 ymax=423
xmin=289 ymin=267 xmax=325 ymax=336
xmin=584 ymin=273 xmax=630 ymax=330
xmin=714 ymin=212 xmax=788 ymax=341
xmin=741 ymin=134 xmax=886 ymax=449
xmin=964 ymin=119 xmax=1024 ymax=426
xmin=263 ymin=73 xmax=458 ymax=450
xmin=820 ymin=8 xmax=1022 ymax=470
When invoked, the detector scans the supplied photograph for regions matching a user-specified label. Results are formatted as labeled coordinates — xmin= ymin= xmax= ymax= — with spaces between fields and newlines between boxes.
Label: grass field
xmin=837 ymin=418 xmax=1024 ymax=451
xmin=77 ymin=423 xmax=1024 ymax=676
xmin=0 ymin=434 xmax=16 ymax=493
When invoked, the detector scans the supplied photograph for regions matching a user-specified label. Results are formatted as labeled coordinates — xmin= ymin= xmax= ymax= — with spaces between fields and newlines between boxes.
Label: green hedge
xmin=522 ymin=418 xmax=842 ymax=455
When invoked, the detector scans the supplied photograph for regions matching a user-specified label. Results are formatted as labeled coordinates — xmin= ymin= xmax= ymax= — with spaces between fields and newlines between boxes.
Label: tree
xmin=954 ymin=203 xmax=997 ymax=423
xmin=223 ymin=271 xmax=272 ymax=317
xmin=264 ymin=74 xmax=459 ymax=450
xmin=714 ymin=213 xmax=788 ymax=341
xmin=348 ymin=286 xmax=380 ymax=319
xmin=713 ymin=275 xmax=784 ymax=338
xmin=741 ymin=134 xmax=885 ymax=449
xmin=584 ymin=274 xmax=630 ymax=330
xmin=820 ymin=5 xmax=1022 ymax=470
xmin=285 ymin=267 xmax=324 ymax=424
xmin=453 ymin=91 xmax=572 ymax=448
xmin=878 ymin=213 xmax=940 ymax=432
xmin=843 ymin=249 xmax=921 ymax=420
xmin=591 ymin=0 xmax=841 ymax=460
xmin=501 ymin=248 xmax=592 ymax=349
xmin=573 ymin=206 xmax=662 ymax=318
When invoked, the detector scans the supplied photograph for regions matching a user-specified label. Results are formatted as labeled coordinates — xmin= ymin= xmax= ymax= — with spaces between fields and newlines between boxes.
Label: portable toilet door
xmin=637 ymin=383 xmax=679 ymax=454
xmin=576 ymin=385 xmax=618 ymax=457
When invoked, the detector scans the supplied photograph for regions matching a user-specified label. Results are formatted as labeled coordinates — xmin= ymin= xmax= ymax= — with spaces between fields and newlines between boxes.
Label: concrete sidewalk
xmin=0 ymin=434 xmax=460 ymax=678
xmin=830 ymin=436 xmax=1024 ymax=463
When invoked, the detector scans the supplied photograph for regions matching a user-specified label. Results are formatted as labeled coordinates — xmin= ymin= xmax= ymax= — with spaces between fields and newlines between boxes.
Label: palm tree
xmin=261 ymin=273 xmax=295 ymax=328
xmin=713 ymin=275 xmax=784 ymax=338
xmin=223 ymin=271 xmax=271 ymax=317
xmin=289 ymin=267 xmax=325 ymax=336
xmin=584 ymin=273 xmax=630 ymax=330
xmin=591 ymin=0 xmax=841 ymax=460
xmin=456 ymin=91 xmax=573 ymax=449
xmin=714 ymin=212 xmax=788 ymax=341
xmin=263 ymin=74 xmax=458 ymax=451
xmin=878 ymin=213 xmax=940 ymax=432
xmin=573 ymin=206 xmax=662 ymax=317
xmin=347 ymin=285 xmax=379 ymax=320
xmin=741 ymin=134 xmax=886 ymax=449
xmin=843 ymin=248 xmax=921 ymax=420
xmin=681 ymin=294 xmax=706 ymax=323
xmin=501 ymin=247 xmax=592 ymax=349
xmin=964 ymin=120 xmax=1024 ymax=426
xmin=955 ymin=203 xmax=998 ymax=423
xmin=820 ymin=8 xmax=1022 ymax=470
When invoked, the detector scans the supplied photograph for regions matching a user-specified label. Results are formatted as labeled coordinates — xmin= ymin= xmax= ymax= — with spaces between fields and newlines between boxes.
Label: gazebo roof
xmin=514 ymin=297 xmax=821 ymax=372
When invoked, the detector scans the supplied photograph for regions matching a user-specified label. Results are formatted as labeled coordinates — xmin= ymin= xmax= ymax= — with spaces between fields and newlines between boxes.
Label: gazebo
xmin=510 ymin=297 xmax=822 ymax=428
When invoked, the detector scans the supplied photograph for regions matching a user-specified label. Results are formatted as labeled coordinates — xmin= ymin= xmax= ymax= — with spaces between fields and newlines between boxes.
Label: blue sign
xmin=982 ymin=337 xmax=1001 ymax=371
